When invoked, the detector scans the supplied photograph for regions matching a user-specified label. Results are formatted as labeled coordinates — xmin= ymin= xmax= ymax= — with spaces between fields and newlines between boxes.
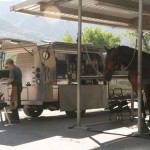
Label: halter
xmin=116 ymin=49 xmax=136 ymax=71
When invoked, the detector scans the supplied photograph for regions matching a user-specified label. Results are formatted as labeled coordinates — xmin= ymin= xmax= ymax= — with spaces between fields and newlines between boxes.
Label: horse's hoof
xmin=147 ymin=120 xmax=150 ymax=126
xmin=146 ymin=120 xmax=150 ymax=126
xmin=120 ymin=117 xmax=123 ymax=121
xmin=116 ymin=116 xmax=120 ymax=120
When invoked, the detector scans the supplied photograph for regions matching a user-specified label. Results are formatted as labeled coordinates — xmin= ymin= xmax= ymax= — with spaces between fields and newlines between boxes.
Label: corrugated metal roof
xmin=11 ymin=0 xmax=150 ymax=30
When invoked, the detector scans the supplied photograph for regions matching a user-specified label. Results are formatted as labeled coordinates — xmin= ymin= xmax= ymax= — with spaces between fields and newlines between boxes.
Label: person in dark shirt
xmin=6 ymin=59 xmax=22 ymax=123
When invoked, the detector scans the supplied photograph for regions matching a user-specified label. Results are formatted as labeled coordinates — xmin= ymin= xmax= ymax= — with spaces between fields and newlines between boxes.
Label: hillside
xmin=0 ymin=0 xmax=126 ymax=45
xmin=0 ymin=9 xmax=79 ymax=44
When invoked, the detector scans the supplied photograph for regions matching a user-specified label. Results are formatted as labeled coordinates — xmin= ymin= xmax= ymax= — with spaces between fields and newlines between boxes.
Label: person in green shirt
xmin=6 ymin=59 xmax=22 ymax=123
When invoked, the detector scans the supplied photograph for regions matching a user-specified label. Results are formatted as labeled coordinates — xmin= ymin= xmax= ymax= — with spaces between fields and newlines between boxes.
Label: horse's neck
xmin=119 ymin=49 xmax=135 ymax=70
xmin=119 ymin=52 xmax=133 ymax=68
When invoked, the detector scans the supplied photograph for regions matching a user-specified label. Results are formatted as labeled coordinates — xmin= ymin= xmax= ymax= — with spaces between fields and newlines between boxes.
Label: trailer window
xmin=56 ymin=60 xmax=67 ymax=79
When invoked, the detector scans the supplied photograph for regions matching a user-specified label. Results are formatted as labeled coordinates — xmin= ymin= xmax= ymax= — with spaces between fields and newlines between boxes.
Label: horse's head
xmin=103 ymin=47 xmax=119 ymax=81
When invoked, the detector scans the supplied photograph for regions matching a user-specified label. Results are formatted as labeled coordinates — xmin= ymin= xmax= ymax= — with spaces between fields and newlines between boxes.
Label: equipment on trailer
xmin=0 ymin=39 xmax=108 ymax=118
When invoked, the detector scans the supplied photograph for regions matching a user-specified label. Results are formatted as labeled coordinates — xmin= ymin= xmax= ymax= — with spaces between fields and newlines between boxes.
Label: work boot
xmin=11 ymin=119 xmax=20 ymax=124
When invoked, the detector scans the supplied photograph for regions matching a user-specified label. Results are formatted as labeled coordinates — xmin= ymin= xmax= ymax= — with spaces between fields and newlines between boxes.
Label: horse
xmin=103 ymin=46 xmax=150 ymax=122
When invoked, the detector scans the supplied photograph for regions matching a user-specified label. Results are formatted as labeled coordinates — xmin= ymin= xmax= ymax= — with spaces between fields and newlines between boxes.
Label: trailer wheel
xmin=65 ymin=110 xmax=86 ymax=118
xmin=23 ymin=106 xmax=43 ymax=118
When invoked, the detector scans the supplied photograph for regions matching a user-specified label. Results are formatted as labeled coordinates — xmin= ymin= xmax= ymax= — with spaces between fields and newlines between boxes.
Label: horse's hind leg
xmin=144 ymin=85 xmax=150 ymax=122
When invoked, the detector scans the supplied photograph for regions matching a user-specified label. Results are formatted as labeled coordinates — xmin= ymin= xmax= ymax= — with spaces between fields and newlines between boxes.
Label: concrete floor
xmin=0 ymin=108 xmax=150 ymax=150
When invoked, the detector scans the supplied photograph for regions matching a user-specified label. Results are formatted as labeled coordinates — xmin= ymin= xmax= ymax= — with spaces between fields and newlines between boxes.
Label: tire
xmin=65 ymin=110 xmax=86 ymax=118
xmin=23 ymin=105 xmax=43 ymax=118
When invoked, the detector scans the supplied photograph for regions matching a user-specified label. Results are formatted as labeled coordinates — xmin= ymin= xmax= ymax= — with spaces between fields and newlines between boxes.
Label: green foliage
xmin=143 ymin=33 xmax=150 ymax=51
xmin=5 ymin=54 xmax=16 ymax=63
xmin=2 ymin=54 xmax=16 ymax=69
xmin=123 ymin=30 xmax=150 ymax=52
xmin=62 ymin=27 xmax=121 ymax=47
xmin=82 ymin=27 xmax=121 ymax=47
xmin=62 ymin=32 xmax=74 ymax=43
xmin=123 ymin=30 xmax=137 ymax=48
xmin=10 ymin=55 xmax=17 ymax=63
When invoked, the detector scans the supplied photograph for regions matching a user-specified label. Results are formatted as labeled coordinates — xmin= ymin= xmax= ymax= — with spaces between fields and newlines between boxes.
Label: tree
xmin=62 ymin=32 xmax=74 ymax=43
xmin=62 ymin=27 xmax=121 ymax=47
xmin=124 ymin=30 xmax=150 ymax=53
xmin=82 ymin=27 xmax=121 ymax=47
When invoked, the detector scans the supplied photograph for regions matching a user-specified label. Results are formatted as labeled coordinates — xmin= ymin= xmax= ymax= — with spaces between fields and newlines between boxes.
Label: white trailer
xmin=0 ymin=39 xmax=108 ymax=118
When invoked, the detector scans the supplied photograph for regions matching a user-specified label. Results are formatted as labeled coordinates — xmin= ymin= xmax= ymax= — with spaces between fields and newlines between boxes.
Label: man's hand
xmin=6 ymin=78 xmax=14 ymax=85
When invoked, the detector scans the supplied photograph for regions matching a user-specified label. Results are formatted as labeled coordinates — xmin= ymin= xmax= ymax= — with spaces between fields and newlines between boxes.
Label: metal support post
xmin=137 ymin=0 xmax=143 ymax=135
xmin=77 ymin=0 xmax=82 ymax=126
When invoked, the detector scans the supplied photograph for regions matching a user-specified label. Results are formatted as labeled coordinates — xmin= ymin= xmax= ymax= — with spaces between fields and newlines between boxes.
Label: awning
xmin=11 ymin=0 xmax=150 ymax=30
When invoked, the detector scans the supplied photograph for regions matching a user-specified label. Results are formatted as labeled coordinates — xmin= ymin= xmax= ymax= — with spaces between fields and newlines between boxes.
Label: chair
xmin=108 ymin=88 xmax=132 ymax=120
xmin=0 ymin=101 xmax=11 ymax=125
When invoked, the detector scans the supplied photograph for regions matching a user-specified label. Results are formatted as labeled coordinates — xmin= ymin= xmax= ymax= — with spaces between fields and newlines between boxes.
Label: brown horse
xmin=103 ymin=46 xmax=150 ymax=122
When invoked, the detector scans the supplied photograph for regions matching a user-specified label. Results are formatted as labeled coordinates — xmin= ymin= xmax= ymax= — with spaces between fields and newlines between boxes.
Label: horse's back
xmin=119 ymin=46 xmax=150 ymax=64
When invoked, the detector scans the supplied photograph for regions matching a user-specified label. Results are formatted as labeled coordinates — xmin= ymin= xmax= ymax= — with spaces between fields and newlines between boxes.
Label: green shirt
xmin=9 ymin=66 xmax=22 ymax=86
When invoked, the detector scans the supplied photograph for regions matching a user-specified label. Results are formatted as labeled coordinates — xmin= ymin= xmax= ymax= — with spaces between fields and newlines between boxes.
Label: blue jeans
xmin=11 ymin=85 xmax=22 ymax=120
xmin=11 ymin=108 xmax=19 ymax=120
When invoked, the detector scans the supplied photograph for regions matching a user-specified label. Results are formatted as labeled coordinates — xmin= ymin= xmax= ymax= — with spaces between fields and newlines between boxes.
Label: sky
xmin=0 ymin=0 xmax=130 ymax=45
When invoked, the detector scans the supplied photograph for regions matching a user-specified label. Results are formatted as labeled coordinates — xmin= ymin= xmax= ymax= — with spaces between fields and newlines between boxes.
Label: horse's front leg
xmin=134 ymin=90 xmax=146 ymax=119
xmin=141 ymin=93 xmax=146 ymax=118
xmin=129 ymin=76 xmax=146 ymax=119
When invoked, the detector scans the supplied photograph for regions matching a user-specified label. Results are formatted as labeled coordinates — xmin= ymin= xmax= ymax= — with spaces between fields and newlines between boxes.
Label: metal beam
xmin=97 ymin=0 xmax=150 ymax=15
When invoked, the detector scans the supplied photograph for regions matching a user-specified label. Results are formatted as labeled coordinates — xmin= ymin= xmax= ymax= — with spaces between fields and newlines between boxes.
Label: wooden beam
xmin=11 ymin=0 xmax=42 ymax=11
xmin=17 ymin=9 xmax=130 ymax=28
xmin=40 ymin=3 xmax=131 ymax=24
xmin=39 ymin=0 xmax=71 ymax=9
xmin=130 ymin=15 xmax=150 ymax=30
xmin=97 ymin=0 xmax=150 ymax=15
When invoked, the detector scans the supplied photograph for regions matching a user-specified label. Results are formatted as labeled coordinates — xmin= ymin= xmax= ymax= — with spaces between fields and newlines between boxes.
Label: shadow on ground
xmin=0 ymin=109 xmax=150 ymax=150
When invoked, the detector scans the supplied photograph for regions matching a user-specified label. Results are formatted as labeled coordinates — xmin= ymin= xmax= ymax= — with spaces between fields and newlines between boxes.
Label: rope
xmin=121 ymin=31 xmax=150 ymax=71
xmin=120 ymin=39 xmax=138 ymax=72
xmin=84 ymin=45 xmax=103 ymax=76
xmin=17 ymin=43 xmax=34 ymax=56
xmin=120 ymin=49 xmax=136 ymax=72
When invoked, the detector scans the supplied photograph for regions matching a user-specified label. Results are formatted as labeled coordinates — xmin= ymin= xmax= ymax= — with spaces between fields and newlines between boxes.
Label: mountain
xmin=0 ymin=0 xmax=80 ymax=44
xmin=0 ymin=12 xmax=80 ymax=44
xmin=0 ymin=16 xmax=49 ymax=41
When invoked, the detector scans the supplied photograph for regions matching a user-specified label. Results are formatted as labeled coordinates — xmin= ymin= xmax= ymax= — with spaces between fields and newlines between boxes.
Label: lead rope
xmin=121 ymin=39 xmax=137 ymax=72
xmin=123 ymin=31 xmax=150 ymax=72
xmin=84 ymin=45 xmax=103 ymax=76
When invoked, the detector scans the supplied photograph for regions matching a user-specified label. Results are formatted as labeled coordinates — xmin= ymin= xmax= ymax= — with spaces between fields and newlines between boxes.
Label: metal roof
xmin=11 ymin=0 xmax=150 ymax=30
xmin=40 ymin=41 xmax=105 ymax=54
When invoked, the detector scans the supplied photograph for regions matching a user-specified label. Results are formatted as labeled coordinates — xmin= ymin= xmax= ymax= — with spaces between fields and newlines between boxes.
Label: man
xmin=6 ymin=59 xmax=22 ymax=123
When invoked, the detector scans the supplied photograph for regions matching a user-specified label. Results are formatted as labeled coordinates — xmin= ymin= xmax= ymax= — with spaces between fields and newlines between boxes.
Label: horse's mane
xmin=118 ymin=46 xmax=136 ymax=57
